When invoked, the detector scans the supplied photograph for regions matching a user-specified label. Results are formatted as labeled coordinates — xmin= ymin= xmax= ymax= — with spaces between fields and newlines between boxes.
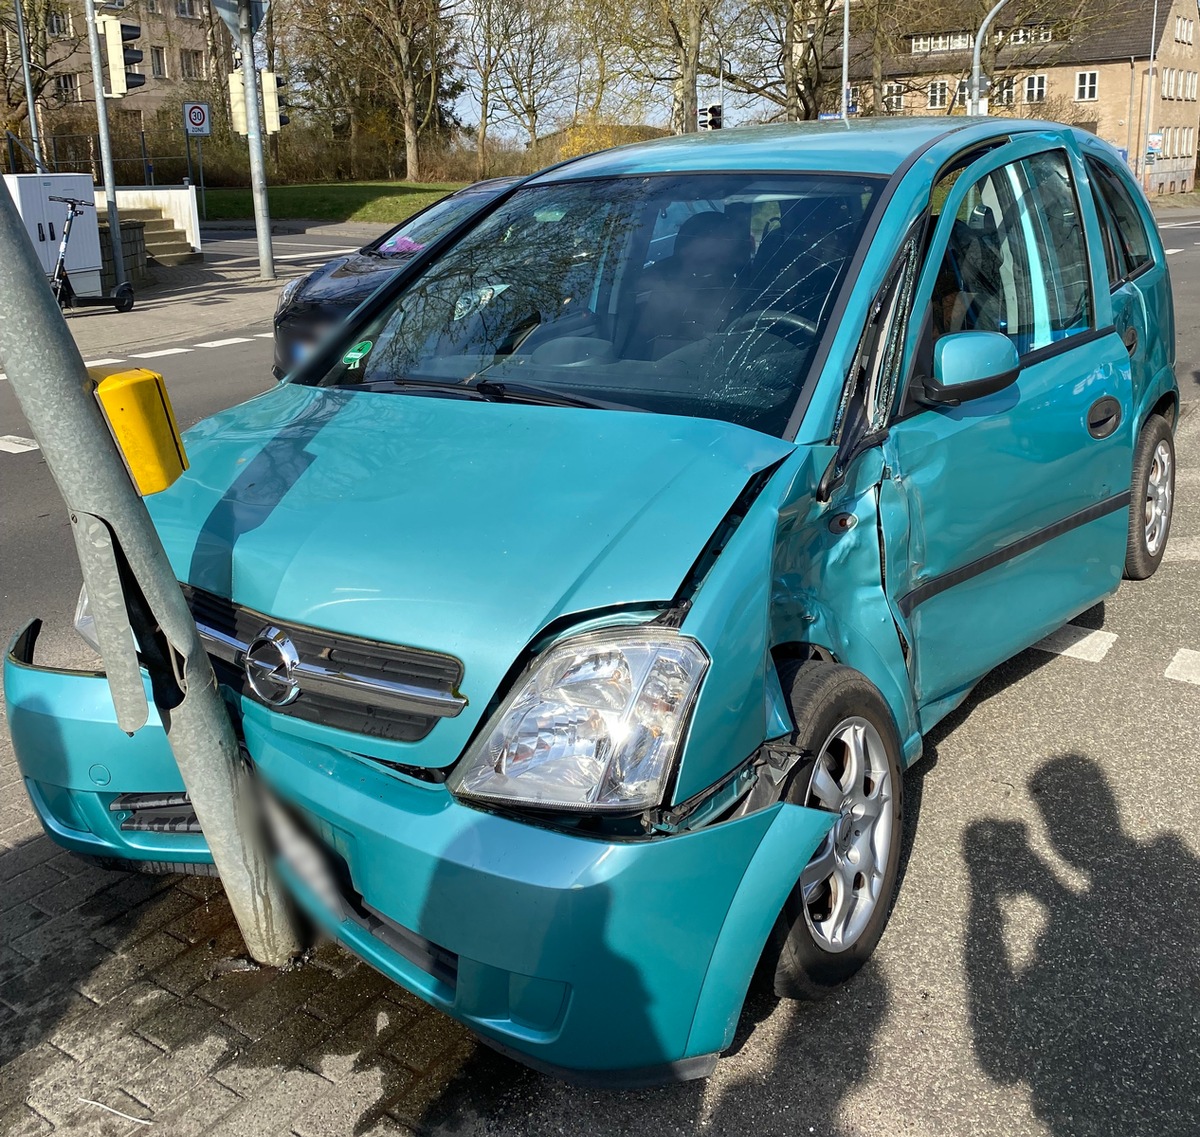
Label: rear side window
xmin=1086 ymin=158 xmax=1153 ymax=277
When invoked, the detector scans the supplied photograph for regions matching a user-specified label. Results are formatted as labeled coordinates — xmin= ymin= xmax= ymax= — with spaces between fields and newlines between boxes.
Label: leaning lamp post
xmin=0 ymin=181 xmax=300 ymax=968
xmin=970 ymin=0 xmax=1012 ymax=116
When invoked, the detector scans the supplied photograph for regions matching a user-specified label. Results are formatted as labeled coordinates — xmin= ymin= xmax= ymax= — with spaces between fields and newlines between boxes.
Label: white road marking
xmin=1165 ymin=248 xmax=1183 ymax=255
xmin=130 ymin=347 xmax=193 ymax=359
xmin=1165 ymin=648 xmax=1200 ymax=685
xmin=254 ymin=332 xmax=275 ymax=338
xmin=193 ymin=337 xmax=253 ymax=348
xmin=1033 ymin=624 xmax=1118 ymax=662
xmin=1164 ymin=536 xmax=1200 ymax=562
xmin=0 ymin=435 xmax=39 ymax=454
xmin=1158 ymin=219 xmax=1200 ymax=227
xmin=83 ymin=357 xmax=125 ymax=367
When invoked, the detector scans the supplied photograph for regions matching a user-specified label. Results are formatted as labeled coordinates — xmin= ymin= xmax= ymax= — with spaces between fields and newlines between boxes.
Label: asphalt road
xmin=1 ymin=223 xmax=1199 ymax=1135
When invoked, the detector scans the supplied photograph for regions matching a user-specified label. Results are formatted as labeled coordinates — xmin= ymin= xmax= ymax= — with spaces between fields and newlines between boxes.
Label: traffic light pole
xmin=13 ymin=0 xmax=45 ymax=171
xmin=0 ymin=182 xmax=301 ymax=967
xmin=83 ymin=0 xmax=125 ymax=286
xmin=238 ymin=0 xmax=275 ymax=281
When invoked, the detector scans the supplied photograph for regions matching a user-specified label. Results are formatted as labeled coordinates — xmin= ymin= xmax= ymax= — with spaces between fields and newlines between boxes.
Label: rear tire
xmin=1124 ymin=414 xmax=1174 ymax=580
xmin=762 ymin=662 xmax=905 ymax=1000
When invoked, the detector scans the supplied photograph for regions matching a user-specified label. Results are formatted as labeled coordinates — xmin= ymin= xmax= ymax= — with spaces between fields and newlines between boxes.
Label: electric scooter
xmin=48 ymin=195 xmax=135 ymax=313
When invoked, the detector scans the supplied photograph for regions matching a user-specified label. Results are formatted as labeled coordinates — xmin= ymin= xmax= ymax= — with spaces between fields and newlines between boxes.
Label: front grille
xmin=181 ymin=585 xmax=466 ymax=743
xmin=110 ymin=791 xmax=202 ymax=833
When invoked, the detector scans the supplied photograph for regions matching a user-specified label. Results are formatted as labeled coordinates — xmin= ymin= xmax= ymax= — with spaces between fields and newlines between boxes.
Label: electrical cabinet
xmin=3 ymin=173 xmax=103 ymax=296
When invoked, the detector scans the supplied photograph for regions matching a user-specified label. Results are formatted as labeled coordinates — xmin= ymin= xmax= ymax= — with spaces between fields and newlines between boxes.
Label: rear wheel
xmin=763 ymin=663 xmax=904 ymax=999
xmin=1124 ymin=414 xmax=1174 ymax=580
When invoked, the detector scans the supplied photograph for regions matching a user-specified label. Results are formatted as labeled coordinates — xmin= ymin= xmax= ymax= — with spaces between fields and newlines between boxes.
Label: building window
xmin=1025 ymin=74 xmax=1046 ymax=102
xmin=1007 ymin=26 xmax=1053 ymax=45
xmin=46 ymin=9 xmax=71 ymax=35
xmin=912 ymin=32 xmax=973 ymax=53
xmin=848 ymin=85 xmax=860 ymax=111
xmin=146 ymin=0 xmax=158 ymax=11
xmin=955 ymin=79 xmax=969 ymax=107
xmin=1162 ymin=67 xmax=1171 ymax=97
xmin=884 ymin=82 xmax=904 ymax=112
xmin=176 ymin=0 xmax=199 ymax=16
xmin=151 ymin=46 xmax=167 ymax=78
xmin=993 ymin=77 xmax=1016 ymax=105
xmin=928 ymin=80 xmax=949 ymax=108
xmin=53 ymin=74 xmax=80 ymax=103
xmin=179 ymin=49 xmax=205 ymax=79
xmin=1075 ymin=71 xmax=1098 ymax=101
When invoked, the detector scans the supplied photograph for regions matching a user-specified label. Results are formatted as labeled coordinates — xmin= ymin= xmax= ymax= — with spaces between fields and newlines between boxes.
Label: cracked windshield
xmin=304 ymin=173 xmax=882 ymax=436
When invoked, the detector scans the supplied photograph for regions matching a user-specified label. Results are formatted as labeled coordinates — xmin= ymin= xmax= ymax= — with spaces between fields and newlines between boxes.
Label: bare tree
xmin=493 ymin=0 xmax=572 ymax=149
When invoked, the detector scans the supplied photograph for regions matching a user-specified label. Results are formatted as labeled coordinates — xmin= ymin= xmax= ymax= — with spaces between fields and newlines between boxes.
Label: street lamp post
xmin=970 ymin=0 xmax=1012 ymax=116
xmin=1142 ymin=0 xmax=1161 ymax=185
xmin=13 ymin=0 xmax=45 ymax=171
xmin=841 ymin=0 xmax=851 ymax=120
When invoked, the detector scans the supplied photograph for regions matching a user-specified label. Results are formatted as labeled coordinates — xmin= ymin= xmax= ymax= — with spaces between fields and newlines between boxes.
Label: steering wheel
xmin=724 ymin=307 xmax=819 ymax=347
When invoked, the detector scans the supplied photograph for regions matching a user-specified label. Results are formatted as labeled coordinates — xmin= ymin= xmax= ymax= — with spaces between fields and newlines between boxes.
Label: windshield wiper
xmin=345 ymin=378 xmax=491 ymax=399
xmin=470 ymin=378 xmax=617 ymax=410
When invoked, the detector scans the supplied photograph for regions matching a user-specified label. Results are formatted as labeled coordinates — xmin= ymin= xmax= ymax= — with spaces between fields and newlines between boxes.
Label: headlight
xmin=448 ymin=628 xmax=708 ymax=813
xmin=275 ymin=275 xmax=307 ymax=315
xmin=74 ymin=585 xmax=100 ymax=653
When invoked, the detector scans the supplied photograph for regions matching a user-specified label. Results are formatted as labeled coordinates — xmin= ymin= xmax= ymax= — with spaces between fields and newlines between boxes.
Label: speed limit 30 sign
xmin=184 ymin=102 xmax=212 ymax=136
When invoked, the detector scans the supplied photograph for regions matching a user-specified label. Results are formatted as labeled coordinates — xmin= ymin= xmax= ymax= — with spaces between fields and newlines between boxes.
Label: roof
xmin=531 ymin=118 xmax=1005 ymax=181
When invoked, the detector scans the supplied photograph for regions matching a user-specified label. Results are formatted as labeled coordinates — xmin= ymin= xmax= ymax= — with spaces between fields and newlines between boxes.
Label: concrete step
xmin=137 ymin=218 xmax=178 ymax=236
xmin=119 ymin=208 xmax=165 ymax=221
xmin=149 ymin=250 xmax=203 ymax=266
xmin=145 ymin=236 xmax=194 ymax=258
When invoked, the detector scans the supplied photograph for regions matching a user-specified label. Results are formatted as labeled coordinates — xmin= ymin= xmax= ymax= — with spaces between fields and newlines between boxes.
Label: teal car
xmin=6 ymin=119 xmax=1178 ymax=1084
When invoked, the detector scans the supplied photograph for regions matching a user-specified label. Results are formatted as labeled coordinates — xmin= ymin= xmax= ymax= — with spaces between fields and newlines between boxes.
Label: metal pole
xmin=971 ymin=0 xmax=1011 ymax=116
xmin=840 ymin=0 xmax=850 ymax=120
xmin=83 ymin=0 xmax=126 ymax=286
xmin=238 ymin=0 xmax=275 ymax=280
xmin=198 ymin=136 xmax=206 ymax=220
xmin=0 ymin=181 xmax=301 ymax=968
xmin=13 ymin=0 xmax=44 ymax=171
xmin=1127 ymin=58 xmax=1136 ymax=168
xmin=140 ymin=130 xmax=150 ymax=185
xmin=1143 ymin=0 xmax=1160 ymax=187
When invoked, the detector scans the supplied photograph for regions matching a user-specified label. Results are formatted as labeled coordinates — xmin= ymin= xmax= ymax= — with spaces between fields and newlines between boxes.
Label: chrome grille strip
xmin=184 ymin=589 xmax=467 ymax=728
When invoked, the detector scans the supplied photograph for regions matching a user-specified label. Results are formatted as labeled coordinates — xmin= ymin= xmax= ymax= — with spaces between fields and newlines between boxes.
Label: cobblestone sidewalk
xmin=0 ymin=727 xmax=539 ymax=1136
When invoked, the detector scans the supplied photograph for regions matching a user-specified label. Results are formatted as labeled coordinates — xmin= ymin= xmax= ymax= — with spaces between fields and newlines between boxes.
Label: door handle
xmin=1087 ymin=396 xmax=1122 ymax=440
xmin=48 ymin=221 xmax=55 ymax=241
xmin=37 ymin=222 xmax=45 ymax=241
xmin=1122 ymin=326 xmax=1138 ymax=355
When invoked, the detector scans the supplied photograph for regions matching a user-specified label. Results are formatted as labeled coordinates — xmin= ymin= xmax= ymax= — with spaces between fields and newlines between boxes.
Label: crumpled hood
xmin=149 ymin=383 xmax=792 ymax=762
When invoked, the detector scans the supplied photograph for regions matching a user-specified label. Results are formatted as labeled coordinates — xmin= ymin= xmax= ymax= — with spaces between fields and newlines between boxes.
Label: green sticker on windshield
xmin=342 ymin=340 xmax=373 ymax=369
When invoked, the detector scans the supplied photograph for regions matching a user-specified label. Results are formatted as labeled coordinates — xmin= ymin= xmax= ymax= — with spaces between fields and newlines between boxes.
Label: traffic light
xmin=698 ymin=105 xmax=710 ymax=130
xmin=98 ymin=16 xmax=144 ymax=97
xmin=228 ymin=70 xmax=248 ymax=135
xmin=262 ymin=71 xmax=289 ymax=133
xmin=708 ymin=104 xmax=723 ymax=129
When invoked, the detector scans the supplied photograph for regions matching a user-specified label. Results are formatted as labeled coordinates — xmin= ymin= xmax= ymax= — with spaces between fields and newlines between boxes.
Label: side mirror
xmin=923 ymin=331 xmax=1020 ymax=406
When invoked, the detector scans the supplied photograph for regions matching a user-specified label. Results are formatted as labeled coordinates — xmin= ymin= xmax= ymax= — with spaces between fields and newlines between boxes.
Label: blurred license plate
xmin=261 ymin=789 xmax=346 ymax=919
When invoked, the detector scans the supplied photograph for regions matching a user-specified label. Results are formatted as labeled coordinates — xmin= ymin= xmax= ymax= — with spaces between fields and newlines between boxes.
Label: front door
xmin=880 ymin=139 xmax=1134 ymax=725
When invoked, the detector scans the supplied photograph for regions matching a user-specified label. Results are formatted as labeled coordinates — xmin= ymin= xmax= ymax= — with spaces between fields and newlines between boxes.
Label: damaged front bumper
xmin=5 ymin=620 xmax=836 ymax=1084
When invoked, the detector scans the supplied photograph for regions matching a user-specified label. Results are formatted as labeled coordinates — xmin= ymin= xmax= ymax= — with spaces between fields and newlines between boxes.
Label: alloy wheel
xmin=1145 ymin=438 xmax=1173 ymax=557
xmin=800 ymin=717 xmax=895 ymax=954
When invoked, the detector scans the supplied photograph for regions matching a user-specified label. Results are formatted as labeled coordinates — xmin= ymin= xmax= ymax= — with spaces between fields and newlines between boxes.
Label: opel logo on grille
xmin=244 ymin=626 xmax=301 ymax=707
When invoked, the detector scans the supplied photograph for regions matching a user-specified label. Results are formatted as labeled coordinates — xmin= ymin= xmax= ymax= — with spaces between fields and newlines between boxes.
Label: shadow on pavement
xmin=963 ymin=753 xmax=1200 ymax=1137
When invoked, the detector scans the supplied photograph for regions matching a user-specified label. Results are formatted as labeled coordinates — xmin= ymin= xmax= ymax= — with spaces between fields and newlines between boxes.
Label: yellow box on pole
xmin=88 ymin=366 xmax=188 ymax=496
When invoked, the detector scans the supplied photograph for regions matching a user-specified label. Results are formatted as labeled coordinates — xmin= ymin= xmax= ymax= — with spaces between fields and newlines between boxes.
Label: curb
xmin=199 ymin=218 xmax=385 ymax=240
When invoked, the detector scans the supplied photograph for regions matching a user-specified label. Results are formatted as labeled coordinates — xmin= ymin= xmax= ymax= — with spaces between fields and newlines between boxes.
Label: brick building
xmin=850 ymin=0 xmax=1200 ymax=194
xmin=38 ymin=0 xmax=226 ymax=129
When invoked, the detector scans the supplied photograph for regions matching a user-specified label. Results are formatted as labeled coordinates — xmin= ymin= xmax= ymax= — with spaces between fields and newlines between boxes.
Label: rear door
xmin=879 ymin=138 xmax=1134 ymax=724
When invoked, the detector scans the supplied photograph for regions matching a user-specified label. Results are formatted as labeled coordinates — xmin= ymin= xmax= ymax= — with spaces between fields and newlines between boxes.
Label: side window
xmin=1089 ymin=187 xmax=1123 ymax=287
xmin=1020 ymin=150 xmax=1092 ymax=343
xmin=929 ymin=151 xmax=1091 ymax=356
xmin=1086 ymin=158 xmax=1153 ymax=277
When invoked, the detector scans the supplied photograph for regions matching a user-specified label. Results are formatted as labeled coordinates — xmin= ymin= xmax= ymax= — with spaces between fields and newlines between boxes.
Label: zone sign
xmin=184 ymin=102 xmax=212 ymax=136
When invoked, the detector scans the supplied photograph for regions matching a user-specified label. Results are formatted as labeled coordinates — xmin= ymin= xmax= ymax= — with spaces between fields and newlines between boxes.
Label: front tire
xmin=762 ymin=663 xmax=904 ymax=1000
xmin=1124 ymin=414 xmax=1174 ymax=580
